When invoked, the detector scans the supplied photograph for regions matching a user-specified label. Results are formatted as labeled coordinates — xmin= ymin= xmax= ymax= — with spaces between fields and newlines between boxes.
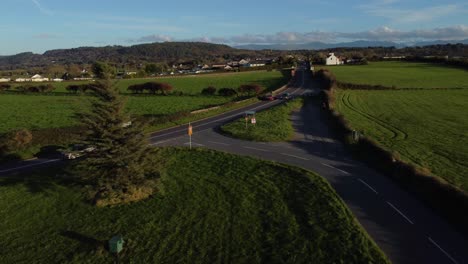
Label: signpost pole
xmin=188 ymin=122 xmax=192 ymax=149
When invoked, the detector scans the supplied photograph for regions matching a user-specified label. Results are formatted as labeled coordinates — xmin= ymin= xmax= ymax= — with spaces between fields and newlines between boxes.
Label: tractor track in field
xmin=340 ymin=93 xmax=409 ymax=141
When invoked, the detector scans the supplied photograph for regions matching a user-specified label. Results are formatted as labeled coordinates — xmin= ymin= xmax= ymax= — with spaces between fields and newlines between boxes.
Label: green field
xmin=322 ymin=61 xmax=468 ymax=89
xmin=221 ymin=99 xmax=302 ymax=141
xmin=0 ymin=71 xmax=287 ymax=134
xmin=9 ymin=71 xmax=286 ymax=94
xmin=0 ymin=94 xmax=230 ymax=133
xmin=0 ymin=148 xmax=388 ymax=263
xmin=335 ymin=89 xmax=468 ymax=191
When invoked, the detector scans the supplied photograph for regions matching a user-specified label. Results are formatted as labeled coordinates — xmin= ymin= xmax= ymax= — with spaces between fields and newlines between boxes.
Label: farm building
xmin=0 ymin=78 xmax=10 ymax=82
xmin=31 ymin=74 xmax=49 ymax=82
xmin=325 ymin=53 xmax=343 ymax=66
xmin=15 ymin=78 xmax=30 ymax=82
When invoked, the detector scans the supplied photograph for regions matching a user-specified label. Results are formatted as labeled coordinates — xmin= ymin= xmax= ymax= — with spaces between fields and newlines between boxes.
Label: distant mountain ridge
xmin=234 ymin=39 xmax=468 ymax=50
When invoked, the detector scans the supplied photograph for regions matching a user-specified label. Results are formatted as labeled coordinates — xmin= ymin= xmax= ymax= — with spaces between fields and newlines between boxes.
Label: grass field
xmin=335 ymin=89 xmax=468 ymax=192
xmin=0 ymin=71 xmax=287 ymax=134
xmin=0 ymin=148 xmax=388 ymax=263
xmin=321 ymin=61 xmax=468 ymax=89
xmin=0 ymin=94 xmax=230 ymax=133
xmin=8 ymin=71 xmax=286 ymax=94
xmin=221 ymin=99 xmax=303 ymax=141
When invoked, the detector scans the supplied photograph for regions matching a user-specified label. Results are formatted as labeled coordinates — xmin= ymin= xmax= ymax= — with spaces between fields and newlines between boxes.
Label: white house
xmin=31 ymin=74 xmax=49 ymax=82
xmin=224 ymin=65 xmax=233 ymax=70
xmin=0 ymin=78 xmax=10 ymax=82
xmin=15 ymin=78 xmax=30 ymax=82
xmin=249 ymin=60 xmax=267 ymax=67
xmin=325 ymin=53 xmax=343 ymax=66
xmin=238 ymin=59 xmax=250 ymax=66
xmin=52 ymin=78 xmax=64 ymax=82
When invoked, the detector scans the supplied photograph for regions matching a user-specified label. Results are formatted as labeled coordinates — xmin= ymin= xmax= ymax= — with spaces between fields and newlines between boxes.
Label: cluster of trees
xmin=1 ymin=83 xmax=56 ymax=93
xmin=201 ymin=84 xmax=264 ymax=97
xmin=66 ymin=84 xmax=99 ymax=93
xmin=127 ymin=82 xmax=174 ymax=95
xmin=16 ymin=84 xmax=55 ymax=93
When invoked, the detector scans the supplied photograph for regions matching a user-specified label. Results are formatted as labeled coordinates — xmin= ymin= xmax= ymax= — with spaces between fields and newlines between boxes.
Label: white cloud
xmin=129 ymin=25 xmax=468 ymax=45
xmin=133 ymin=34 xmax=174 ymax=43
xmin=31 ymin=0 xmax=53 ymax=16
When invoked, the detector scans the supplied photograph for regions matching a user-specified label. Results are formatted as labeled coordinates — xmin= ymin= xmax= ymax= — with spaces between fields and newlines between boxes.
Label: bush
xmin=0 ymin=129 xmax=33 ymax=153
xmin=66 ymin=84 xmax=98 ymax=93
xmin=159 ymin=83 xmax=173 ymax=95
xmin=238 ymin=84 xmax=264 ymax=95
xmin=218 ymin=87 xmax=237 ymax=97
xmin=15 ymin=84 xmax=55 ymax=93
xmin=127 ymin=84 xmax=145 ymax=94
xmin=0 ymin=84 xmax=11 ymax=91
xmin=201 ymin=86 xmax=217 ymax=96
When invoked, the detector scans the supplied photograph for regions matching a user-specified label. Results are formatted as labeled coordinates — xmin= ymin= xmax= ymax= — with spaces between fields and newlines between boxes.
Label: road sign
xmin=251 ymin=118 xmax=256 ymax=124
xmin=188 ymin=124 xmax=193 ymax=136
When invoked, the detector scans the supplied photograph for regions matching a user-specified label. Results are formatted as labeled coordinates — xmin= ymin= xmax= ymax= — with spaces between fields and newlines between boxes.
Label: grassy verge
xmin=0 ymin=148 xmax=389 ymax=263
xmin=221 ymin=98 xmax=303 ymax=141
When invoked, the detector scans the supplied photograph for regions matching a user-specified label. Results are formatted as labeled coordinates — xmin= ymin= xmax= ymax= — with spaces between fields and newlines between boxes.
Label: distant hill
xmin=235 ymin=40 xmax=468 ymax=50
xmin=0 ymin=42 xmax=277 ymax=69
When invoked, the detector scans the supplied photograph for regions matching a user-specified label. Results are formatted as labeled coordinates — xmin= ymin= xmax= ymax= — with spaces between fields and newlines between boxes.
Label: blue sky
xmin=1 ymin=0 xmax=467 ymax=55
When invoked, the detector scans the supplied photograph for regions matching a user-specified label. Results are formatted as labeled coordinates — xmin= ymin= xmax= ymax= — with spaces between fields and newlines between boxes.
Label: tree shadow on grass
xmin=0 ymin=164 xmax=84 ymax=194
xmin=60 ymin=230 xmax=108 ymax=252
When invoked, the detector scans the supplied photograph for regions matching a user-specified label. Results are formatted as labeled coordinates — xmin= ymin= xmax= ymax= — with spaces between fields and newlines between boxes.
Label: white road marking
xmin=280 ymin=153 xmax=310 ymax=160
xmin=0 ymin=159 xmax=61 ymax=173
xmin=242 ymin=146 xmax=269 ymax=152
xmin=357 ymin=178 xmax=379 ymax=194
xmin=207 ymin=141 xmax=230 ymax=146
xmin=386 ymin=202 xmax=414 ymax=225
xmin=427 ymin=237 xmax=459 ymax=264
xmin=320 ymin=163 xmax=351 ymax=175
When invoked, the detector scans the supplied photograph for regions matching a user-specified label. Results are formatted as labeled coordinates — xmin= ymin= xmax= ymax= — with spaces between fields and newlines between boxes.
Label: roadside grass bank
xmin=220 ymin=98 xmax=303 ymax=141
xmin=315 ymin=68 xmax=468 ymax=236
xmin=0 ymin=148 xmax=389 ymax=263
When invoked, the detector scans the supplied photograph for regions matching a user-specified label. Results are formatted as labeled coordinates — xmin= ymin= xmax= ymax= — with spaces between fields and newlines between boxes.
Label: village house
xmin=15 ymin=78 xmax=30 ymax=82
xmin=325 ymin=53 xmax=343 ymax=66
xmin=238 ymin=59 xmax=250 ymax=66
xmin=249 ymin=60 xmax=268 ymax=67
xmin=0 ymin=78 xmax=11 ymax=82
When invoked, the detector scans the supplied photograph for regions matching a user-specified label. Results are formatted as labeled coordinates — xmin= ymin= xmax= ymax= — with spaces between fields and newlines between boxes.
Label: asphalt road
xmin=1 ymin=69 xmax=467 ymax=263
xmin=149 ymin=70 xmax=468 ymax=264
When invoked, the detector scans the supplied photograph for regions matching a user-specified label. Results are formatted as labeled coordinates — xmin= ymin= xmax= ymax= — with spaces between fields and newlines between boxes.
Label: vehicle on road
xmin=60 ymin=144 xmax=96 ymax=160
xmin=258 ymin=94 xmax=275 ymax=101
xmin=275 ymin=92 xmax=291 ymax=100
